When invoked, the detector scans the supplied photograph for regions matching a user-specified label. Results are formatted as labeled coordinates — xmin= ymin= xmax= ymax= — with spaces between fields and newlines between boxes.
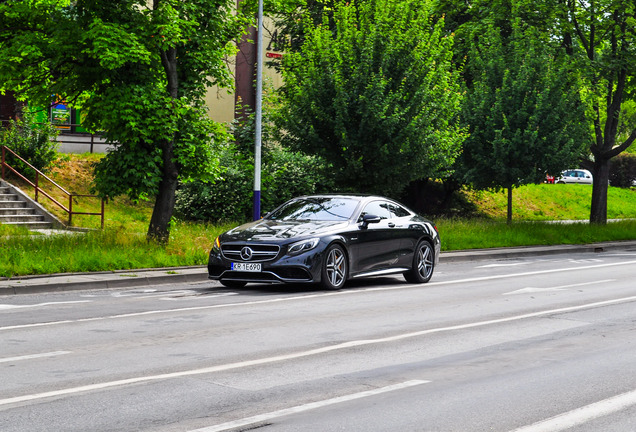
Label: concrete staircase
xmin=0 ymin=181 xmax=55 ymax=229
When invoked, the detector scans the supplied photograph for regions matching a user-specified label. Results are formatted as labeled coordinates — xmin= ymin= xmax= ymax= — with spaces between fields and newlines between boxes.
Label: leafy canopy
xmin=460 ymin=22 xmax=589 ymax=191
xmin=276 ymin=0 xmax=466 ymax=197
xmin=0 ymin=0 xmax=246 ymax=240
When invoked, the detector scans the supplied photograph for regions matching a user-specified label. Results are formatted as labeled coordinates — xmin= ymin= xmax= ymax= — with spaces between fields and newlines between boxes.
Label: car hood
xmin=223 ymin=219 xmax=349 ymax=242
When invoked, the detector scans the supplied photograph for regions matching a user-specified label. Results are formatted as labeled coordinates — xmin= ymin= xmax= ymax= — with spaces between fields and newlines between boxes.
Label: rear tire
xmin=404 ymin=240 xmax=434 ymax=283
xmin=220 ymin=280 xmax=247 ymax=289
xmin=320 ymin=244 xmax=348 ymax=290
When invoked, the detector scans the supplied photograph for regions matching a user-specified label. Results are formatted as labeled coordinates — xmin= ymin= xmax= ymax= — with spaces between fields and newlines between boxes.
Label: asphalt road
xmin=2 ymin=249 xmax=636 ymax=431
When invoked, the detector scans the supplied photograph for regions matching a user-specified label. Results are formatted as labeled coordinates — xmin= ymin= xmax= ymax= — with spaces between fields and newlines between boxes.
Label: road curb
xmin=0 ymin=266 xmax=209 ymax=296
xmin=439 ymin=240 xmax=636 ymax=262
xmin=2 ymin=241 xmax=636 ymax=295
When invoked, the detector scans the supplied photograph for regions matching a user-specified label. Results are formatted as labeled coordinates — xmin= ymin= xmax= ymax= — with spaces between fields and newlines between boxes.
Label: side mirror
xmin=359 ymin=214 xmax=381 ymax=229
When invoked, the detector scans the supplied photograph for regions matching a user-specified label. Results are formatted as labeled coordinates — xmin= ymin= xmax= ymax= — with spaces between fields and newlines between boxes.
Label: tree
xmin=0 ymin=0 xmax=246 ymax=242
xmin=275 ymin=0 xmax=466 ymax=197
xmin=561 ymin=0 xmax=636 ymax=223
xmin=460 ymin=20 xmax=588 ymax=222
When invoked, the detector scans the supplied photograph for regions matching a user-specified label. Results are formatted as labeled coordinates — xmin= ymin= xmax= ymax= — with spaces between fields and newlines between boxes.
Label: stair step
xmin=0 ymin=214 xmax=45 ymax=223
xmin=0 ymin=208 xmax=35 ymax=216
xmin=0 ymin=200 xmax=26 ymax=208
xmin=0 ymin=180 xmax=60 ymax=229
xmin=1 ymin=220 xmax=53 ymax=229
xmin=0 ymin=194 xmax=20 ymax=202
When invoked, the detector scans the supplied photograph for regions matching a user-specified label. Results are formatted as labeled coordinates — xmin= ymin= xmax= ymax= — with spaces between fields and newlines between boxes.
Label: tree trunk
xmin=590 ymin=157 xmax=610 ymax=224
xmin=507 ymin=186 xmax=513 ymax=224
xmin=147 ymin=140 xmax=179 ymax=244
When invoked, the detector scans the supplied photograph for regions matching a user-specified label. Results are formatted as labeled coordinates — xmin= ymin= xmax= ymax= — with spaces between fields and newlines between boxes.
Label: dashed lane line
xmin=2 ymin=259 xmax=635 ymax=332
xmin=189 ymin=380 xmax=431 ymax=432
xmin=510 ymin=388 xmax=636 ymax=432
xmin=3 ymin=295 xmax=636 ymax=407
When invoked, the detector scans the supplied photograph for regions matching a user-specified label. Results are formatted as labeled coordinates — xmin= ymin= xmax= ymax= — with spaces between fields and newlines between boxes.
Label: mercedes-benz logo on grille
xmin=240 ymin=247 xmax=253 ymax=261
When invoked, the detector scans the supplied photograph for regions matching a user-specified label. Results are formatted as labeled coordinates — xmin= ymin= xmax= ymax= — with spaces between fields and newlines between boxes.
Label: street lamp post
xmin=253 ymin=0 xmax=263 ymax=221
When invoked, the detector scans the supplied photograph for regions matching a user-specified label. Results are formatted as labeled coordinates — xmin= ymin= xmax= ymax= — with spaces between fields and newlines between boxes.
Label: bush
xmin=609 ymin=153 xmax=636 ymax=188
xmin=174 ymin=142 xmax=331 ymax=223
xmin=175 ymin=144 xmax=253 ymax=223
xmin=1 ymin=111 xmax=59 ymax=177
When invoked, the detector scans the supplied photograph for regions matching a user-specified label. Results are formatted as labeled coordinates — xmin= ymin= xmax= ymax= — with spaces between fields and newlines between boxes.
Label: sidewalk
xmin=2 ymin=240 xmax=636 ymax=295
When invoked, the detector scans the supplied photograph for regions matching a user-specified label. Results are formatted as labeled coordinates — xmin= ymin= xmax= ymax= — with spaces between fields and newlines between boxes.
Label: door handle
xmin=388 ymin=223 xmax=395 ymax=228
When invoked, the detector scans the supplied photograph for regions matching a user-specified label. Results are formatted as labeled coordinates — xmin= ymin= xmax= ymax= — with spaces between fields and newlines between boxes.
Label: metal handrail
xmin=0 ymin=145 xmax=104 ymax=228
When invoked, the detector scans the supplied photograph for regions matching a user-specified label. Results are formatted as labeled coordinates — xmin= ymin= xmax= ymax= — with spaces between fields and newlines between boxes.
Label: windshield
xmin=266 ymin=197 xmax=359 ymax=221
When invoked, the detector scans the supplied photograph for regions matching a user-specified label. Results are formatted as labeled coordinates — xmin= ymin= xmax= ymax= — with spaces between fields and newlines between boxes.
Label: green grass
xmin=463 ymin=183 xmax=636 ymax=220
xmin=1 ymin=154 xmax=635 ymax=277
xmin=1 ymin=222 xmax=236 ymax=278
xmin=438 ymin=219 xmax=636 ymax=251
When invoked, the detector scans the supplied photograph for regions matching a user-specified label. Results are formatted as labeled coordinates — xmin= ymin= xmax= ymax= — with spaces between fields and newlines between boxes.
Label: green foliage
xmin=276 ymin=0 xmax=466 ymax=197
xmin=174 ymin=97 xmax=333 ymax=223
xmin=0 ymin=111 xmax=59 ymax=176
xmin=560 ymin=0 xmax=636 ymax=222
xmin=460 ymin=22 xmax=588 ymax=192
xmin=174 ymin=140 xmax=330 ymax=222
xmin=609 ymin=153 xmax=636 ymax=188
xmin=0 ymin=0 xmax=247 ymax=241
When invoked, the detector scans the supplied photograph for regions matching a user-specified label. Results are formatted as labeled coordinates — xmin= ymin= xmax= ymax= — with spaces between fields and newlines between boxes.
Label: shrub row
xmin=174 ymin=142 xmax=331 ymax=223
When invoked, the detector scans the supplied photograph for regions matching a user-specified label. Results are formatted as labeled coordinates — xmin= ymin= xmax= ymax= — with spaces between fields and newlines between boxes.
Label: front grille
xmin=221 ymin=244 xmax=280 ymax=262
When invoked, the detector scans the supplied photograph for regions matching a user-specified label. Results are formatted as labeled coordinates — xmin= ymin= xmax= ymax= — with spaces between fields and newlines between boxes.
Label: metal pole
xmin=252 ymin=0 xmax=263 ymax=221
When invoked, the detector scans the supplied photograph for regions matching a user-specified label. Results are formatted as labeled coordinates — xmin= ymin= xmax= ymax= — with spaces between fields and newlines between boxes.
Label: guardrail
xmin=0 ymin=145 xmax=104 ymax=228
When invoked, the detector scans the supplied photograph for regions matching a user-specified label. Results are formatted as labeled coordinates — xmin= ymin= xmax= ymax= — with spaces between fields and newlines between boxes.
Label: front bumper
xmin=208 ymin=250 xmax=323 ymax=285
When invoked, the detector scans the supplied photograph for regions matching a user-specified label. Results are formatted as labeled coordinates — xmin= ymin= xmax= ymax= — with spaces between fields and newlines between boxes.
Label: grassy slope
xmin=462 ymin=184 xmax=636 ymax=221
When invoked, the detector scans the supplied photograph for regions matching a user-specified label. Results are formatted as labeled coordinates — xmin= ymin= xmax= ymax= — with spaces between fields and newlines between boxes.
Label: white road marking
xmin=503 ymin=280 xmax=615 ymax=295
xmin=478 ymin=262 xmax=530 ymax=268
xmin=189 ymin=380 xmax=431 ymax=432
xmin=111 ymin=289 xmax=159 ymax=297
xmin=509 ymin=388 xmax=636 ymax=432
xmin=3 ymin=295 xmax=636 ymax=407
xmin=160 ymin=292 xmax=238 ymax=301
xmin=0 ymin=300 xmax=91 ymax=310
xmin=2 ymin=259 xmax=636 ymax=332
xmin=0 ymin=351 xmax=71 ymax=364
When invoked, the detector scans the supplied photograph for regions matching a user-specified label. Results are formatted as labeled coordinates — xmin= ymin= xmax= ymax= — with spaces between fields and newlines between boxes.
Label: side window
xmin=360 ymin=201 xmax=391 ymax=220
xmin=388 ymin=203 xmax=411 ymax=218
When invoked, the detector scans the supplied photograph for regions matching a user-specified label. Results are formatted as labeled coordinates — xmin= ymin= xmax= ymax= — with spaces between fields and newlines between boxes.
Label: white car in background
xmin=556 ymin=169 xmax=593 ymax=184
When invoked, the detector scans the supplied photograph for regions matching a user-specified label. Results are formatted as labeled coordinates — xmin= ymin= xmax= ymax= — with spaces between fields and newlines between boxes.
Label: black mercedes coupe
xmin=208 ymin=195 xmax=440 ymax=290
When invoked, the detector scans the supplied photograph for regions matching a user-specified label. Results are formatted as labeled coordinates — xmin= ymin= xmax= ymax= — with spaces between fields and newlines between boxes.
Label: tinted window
xmin=387 ymin=202 xmax=411 ymax=218
xmin=267 ymin=197 xmax=359 ymax=221
xmin=360 ymin=201 xmax=392 ymax=220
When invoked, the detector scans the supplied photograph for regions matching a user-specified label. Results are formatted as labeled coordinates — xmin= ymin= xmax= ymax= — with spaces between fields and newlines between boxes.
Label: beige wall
xmin=205 ymin=18 xmax=283 ymax=125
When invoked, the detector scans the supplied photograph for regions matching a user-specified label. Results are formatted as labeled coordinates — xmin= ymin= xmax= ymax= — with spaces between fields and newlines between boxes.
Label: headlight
xmin=287 ymin=238 xmax=320 ymax=256
xmin=211 ymin=236 xmax=221 ymax=253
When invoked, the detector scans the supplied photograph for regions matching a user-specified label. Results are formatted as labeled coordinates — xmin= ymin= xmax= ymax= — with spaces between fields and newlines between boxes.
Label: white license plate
xmin=231 ymin=262 xmax=262 ymax=272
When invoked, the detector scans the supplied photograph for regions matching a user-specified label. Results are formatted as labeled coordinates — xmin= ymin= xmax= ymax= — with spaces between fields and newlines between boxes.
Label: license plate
xmin=231 ymin=262 xmax=262 ymax=272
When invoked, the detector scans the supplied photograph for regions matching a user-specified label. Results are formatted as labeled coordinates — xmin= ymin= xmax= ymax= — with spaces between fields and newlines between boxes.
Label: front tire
xmin=404 ymin=240 xmax=434 ymax=284
xmin=320 ymin=244 xmax=348 ymax=290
